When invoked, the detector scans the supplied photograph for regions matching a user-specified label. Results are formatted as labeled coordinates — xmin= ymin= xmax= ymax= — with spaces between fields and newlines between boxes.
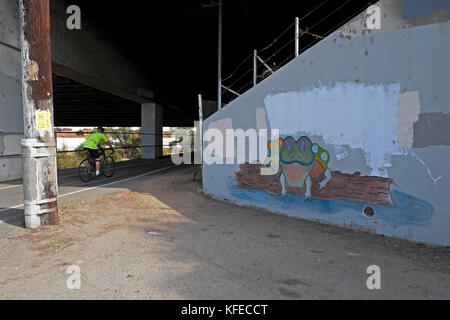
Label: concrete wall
xmin=0 ymin=0 xmax=23 ymax=181
xmin=0 ymin=0 xmax=158 ymax=181
xmin=340 ymin=0 xmax=450 ymax=38
xmin=202 ymin=0 xmax=450 ymax=247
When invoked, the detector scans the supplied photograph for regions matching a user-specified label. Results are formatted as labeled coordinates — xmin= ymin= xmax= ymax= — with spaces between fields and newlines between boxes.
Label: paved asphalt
xmin=1 ymin=163 xmax=449 ymax=299
xmin=1 ymin=157 xmax=449 ymax=299
xmin=0 ymin=157 xmax=179 ymax=226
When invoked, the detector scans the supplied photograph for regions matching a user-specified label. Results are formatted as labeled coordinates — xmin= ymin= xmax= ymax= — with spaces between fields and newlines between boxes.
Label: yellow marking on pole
xmin=36 ymin=111 xmax=51 ymax=130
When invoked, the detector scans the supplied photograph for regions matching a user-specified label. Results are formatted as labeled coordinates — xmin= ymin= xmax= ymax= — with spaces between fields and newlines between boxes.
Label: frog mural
xmin=234 ymin=134 xmax=433 ymax=228
xmin=263 ymin=136 xmax=331 ymax=200
xmin=310 ymin=142 xmax=332 ymax=189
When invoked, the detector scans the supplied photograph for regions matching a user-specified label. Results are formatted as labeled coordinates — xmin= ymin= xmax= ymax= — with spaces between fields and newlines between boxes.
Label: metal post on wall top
xmin=197 ymin=94 xmax=203 ymax=164
xmin=295 ymin=17 xmax=300 ymax=57
xmin=253 ymin=49 xmax=257 ymax=87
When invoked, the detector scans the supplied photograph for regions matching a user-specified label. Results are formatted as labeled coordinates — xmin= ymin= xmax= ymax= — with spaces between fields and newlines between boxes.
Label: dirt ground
xmin=0 ymin=166 xmax=449 ymax=299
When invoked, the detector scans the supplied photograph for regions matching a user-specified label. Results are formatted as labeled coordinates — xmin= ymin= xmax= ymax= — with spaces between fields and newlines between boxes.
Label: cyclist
xmin=82 ymin=127 xmax=114 ymax=176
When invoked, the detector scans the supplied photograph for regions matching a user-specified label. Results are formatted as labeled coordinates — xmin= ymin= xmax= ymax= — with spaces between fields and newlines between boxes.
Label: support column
xmin=141 ymin=102 xmax=163 ymax=159
xmin=194 ymin=94 xmax=203 ymax=165
xmin=19 ymin=0 xmax=58 ymax=227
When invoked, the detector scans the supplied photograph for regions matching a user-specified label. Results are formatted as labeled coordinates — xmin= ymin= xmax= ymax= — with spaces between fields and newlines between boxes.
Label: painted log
xmin=235 ymin=163 xmax=393 ymax=206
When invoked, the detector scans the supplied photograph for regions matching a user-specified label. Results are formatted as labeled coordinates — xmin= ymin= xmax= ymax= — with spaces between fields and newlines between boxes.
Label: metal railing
xmin=54 ymin=130 xmax=192 ymax=158
xmin=0 ymin=130 xmax=194 ymax=161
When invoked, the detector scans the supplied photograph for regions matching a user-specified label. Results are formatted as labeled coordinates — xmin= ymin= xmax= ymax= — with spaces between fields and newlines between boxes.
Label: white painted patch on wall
xmin=264 ymin=82 xmax=401 ymax=176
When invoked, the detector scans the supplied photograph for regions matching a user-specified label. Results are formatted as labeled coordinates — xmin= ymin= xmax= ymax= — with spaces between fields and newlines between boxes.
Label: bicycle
xmin=129 ymin=144 xmax=141 ymax=160
xmin=78 ymin=148 xmax=115 ymax=182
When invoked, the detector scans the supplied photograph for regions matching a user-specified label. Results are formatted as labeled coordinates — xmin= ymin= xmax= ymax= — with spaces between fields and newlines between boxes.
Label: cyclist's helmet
xmin=97 ymin=126 xmax=105 ymax=133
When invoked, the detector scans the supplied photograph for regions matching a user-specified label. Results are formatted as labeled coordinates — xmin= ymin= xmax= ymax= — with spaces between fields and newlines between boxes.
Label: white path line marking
xmin=58 ymin=158 xmax=171 ymax=178
xmin=0 ymin=165 xmax=174 ymax=215
xmin=0 ymin=204 xmax=23 ymax=213
xmin=58 ymin=166 xmax=173 ymax=198
xmin=0 ymin=159 xmax=171 ymax=190
xmin=0 ymin=185 xmax=22 ymax=191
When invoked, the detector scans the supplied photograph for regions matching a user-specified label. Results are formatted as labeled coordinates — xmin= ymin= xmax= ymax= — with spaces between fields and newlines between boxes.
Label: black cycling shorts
xmin=84 ymin=148 xmax=101 ymax=159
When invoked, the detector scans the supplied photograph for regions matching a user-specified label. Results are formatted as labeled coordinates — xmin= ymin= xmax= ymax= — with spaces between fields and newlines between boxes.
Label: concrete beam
xmin=49 ymin=0 xmax=153 ymax=103
xmin=52 ymin=63 xmax=153 ymax=104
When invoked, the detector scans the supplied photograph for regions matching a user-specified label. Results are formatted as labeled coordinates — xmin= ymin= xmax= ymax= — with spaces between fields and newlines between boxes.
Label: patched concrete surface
xmin=0 ymin=166 xmax=449 ymax=299
xmin=413 ymin=113 xmax=450 ymax=147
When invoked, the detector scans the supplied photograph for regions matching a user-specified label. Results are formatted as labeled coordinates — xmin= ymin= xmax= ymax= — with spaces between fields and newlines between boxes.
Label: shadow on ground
xmin=0 ymin=165 xmax=449 ymax=299
xmin=0 ymin=208 xmax=24 ymax=228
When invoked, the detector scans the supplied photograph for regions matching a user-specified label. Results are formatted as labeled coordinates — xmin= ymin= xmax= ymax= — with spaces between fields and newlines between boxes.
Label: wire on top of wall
xmin=220 ymin=0 xmax=374 ymax=104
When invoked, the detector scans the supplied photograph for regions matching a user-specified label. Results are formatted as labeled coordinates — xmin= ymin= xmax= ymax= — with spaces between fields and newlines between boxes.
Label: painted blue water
xmin=228 ymin=177 xmax=433 ymax=227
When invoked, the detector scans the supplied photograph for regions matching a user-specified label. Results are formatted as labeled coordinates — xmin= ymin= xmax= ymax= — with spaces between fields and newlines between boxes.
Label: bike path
xmin=0 ymin=157 xmax=188 ymax=226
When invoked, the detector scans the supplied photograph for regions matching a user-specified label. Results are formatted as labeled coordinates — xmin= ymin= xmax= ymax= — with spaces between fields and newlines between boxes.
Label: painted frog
xmin=263 ymin=136 xmax=331 ymax=200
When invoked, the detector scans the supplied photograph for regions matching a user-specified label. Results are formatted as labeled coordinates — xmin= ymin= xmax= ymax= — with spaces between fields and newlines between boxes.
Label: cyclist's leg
xmin=95 ymin=158 xmax=100 ymax=173
xmin=93 ymin=150 xmax=101 ymax=175
xmin=86 ymin=148 xmax=101 ymax=175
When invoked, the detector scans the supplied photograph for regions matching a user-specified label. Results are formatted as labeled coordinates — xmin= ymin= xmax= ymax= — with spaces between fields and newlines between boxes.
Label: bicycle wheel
xmin=79 ymin=159 xmax=95 ymax=182
xmin=102 ymin=156 xmax=115 ymax=178
xmin=130 ymin=147 xmax=141 ymax=160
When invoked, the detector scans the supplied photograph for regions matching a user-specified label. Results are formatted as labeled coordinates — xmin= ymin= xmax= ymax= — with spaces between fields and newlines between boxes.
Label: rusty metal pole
xmin=19 ymin=0 xmax=59 ymax=228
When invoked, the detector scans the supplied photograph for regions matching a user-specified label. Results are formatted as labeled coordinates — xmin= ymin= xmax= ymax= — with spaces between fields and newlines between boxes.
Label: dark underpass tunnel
xmin=52 ymin=74 xmax=142 ymax=128
xmin=52 ymin=74 xmax=195 ymax=128
xmin=52 ymin=74 xmax=159 ymax=166
xmin=52 ymin=74 xmax=195 ymax=167
xmin=63 ymin=0 xmax=374 ymax=117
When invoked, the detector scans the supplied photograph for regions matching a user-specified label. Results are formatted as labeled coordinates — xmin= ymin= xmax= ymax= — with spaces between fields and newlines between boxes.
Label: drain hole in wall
xmin=363 ymin=206 xmax=375 ymax=218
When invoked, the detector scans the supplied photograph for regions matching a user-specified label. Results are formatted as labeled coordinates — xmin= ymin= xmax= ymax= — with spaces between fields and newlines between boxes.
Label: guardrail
xmin=0 ymin=130 xmax=194 ymax=161
xmin=54 ymin=131 xmax=193 ymax=159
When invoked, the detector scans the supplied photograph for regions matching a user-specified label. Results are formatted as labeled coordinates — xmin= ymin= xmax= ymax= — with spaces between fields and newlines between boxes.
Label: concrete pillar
xmin=141 ymin=102 xmax=162 ymax=159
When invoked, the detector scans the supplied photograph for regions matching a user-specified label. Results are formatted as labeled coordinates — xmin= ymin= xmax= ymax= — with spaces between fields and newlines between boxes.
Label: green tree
xmin=106 ymin=127 xmax=141 ymax=160
xmin=57 ymin=143 xmax=86 ymax=169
